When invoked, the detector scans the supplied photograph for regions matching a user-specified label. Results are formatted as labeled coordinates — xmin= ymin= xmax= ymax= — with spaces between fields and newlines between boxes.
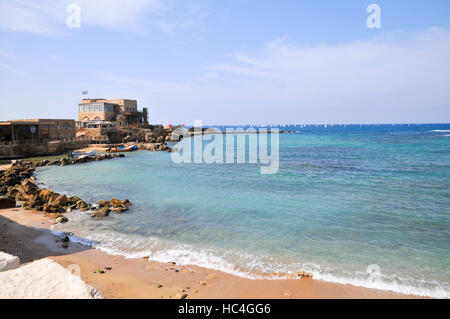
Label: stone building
xmin=0 ymin=119 xmax=75 ymax=145
xmin=0 ymin=119 xmax=89 ymax=159
xmin=77 ymin=98 xmax=148 ymax=127
xmin=76 ymin=98 xmax=149 ymax=144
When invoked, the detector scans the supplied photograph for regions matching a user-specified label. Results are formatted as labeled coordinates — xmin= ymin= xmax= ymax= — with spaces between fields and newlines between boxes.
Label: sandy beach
xmin=0 ymin=207 xmax=422 ymax=299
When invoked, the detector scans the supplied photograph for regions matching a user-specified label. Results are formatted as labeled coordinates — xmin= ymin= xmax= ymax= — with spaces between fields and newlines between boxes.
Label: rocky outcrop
xmin=0 ymin=155 xmax=132 ymax=222
xmin=0 ymin=196 xmax=15 ymax=209
xmin=297 ymin=271 xmax=313 ymax=278
xmin=109 ymin=198 xmax=132 ymax=213
xmin=138 ymin=143 xmax=172 ymax=152
xmin=91 ymin=206 xmax=110 ymax=219
xmin=33 ymin=153 xmax=125 ymax=168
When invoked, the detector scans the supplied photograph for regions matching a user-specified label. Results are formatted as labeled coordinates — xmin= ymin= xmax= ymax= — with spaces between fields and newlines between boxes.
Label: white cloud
xmin=0 ymin=50 xmax=19 ymax=60
xmin=74 ymin=0 xmax=162 ymax=29
xmin=59 ymin=28 xmax=450 ymax=124
xmin=149 ymin=1 xmax=209 ymax=34
xmin=96 ymin=28 xmax=450 ymax=124
xmin=0 ymin=0 xmax=207 ymax=35
xmin=0 ymin=49 xmax=26 ymax=77
xmin=187 ymin=28 xmax=450 ymax=123
xmin=0 ymin=1 xmax=59 ymax=35
xmin=0 ymin=62 xmax=29 ymax=77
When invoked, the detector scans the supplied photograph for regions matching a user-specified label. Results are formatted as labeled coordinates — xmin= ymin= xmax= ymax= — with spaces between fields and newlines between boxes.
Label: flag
xmin=82 ymin=90 xmax=88 ymax=95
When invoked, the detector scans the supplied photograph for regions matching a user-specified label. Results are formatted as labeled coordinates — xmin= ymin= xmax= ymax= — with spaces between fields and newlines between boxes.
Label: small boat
xmin=107 ymin=145 xmax=138 ymax=153
xmin=68 ymin=150 xmax=96 ymax=158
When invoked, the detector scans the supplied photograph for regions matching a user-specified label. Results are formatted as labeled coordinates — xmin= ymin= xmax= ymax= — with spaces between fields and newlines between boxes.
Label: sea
xmin=35 ymin=124 xmax=450 ymax=298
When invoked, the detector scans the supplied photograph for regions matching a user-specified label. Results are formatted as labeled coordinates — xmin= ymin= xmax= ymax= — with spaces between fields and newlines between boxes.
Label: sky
xmin=0 ymin=0 xmax=450 ymax=125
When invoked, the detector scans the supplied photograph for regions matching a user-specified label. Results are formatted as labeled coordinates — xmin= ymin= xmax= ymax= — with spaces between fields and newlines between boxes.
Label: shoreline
xmin=0 ymin=207 xmax=423 ymax=299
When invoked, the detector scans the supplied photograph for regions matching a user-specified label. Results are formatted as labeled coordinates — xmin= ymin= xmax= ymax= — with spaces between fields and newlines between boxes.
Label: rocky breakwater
xmin=137 ymin=142 xmax=172 ymax=152
xmin=0 ymin=155 xmax=132 ymax=224
xmin=33 ymin=153 xmax=125 ymax=168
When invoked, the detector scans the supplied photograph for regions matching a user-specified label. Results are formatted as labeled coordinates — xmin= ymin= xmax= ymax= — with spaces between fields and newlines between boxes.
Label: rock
xmin=61 ymin=236 xmax=70 ymax=242
xmin=98 ymin=200 xmax=110 ymax=208
xmin=38 ymin=189 xmax=54 ymax=202
xmin=110 ymin=198 xmax=132 ymax=211
xmin=110 ymin=198 xmax=120 ymax=208
xmin=91 ymin=206 xmax=110 ymax=218
xmin=7 ymin=185 xmax=24 ymax=199
xmin=0 ymin=186 xmax=8 ymax=194
xmin=49 ymin=194 xmax=68 ymax=207
xmin=152 ymin=282 xmax=163 ymax=288
xmin=14 ymin=190 xmax=30 ymax=202
xmin=297 ymin=271 xmax=313 ymax=278
xmin=121 ymin=199 xmax=131 ymax=207
xmin=2 ymin=176 xmax=20 ymax=186
xmin=24 ymin=195 xmax=41 ymax=209
xmin=0 ymin=196 xmax=16 ymax=209
xmin=43 ymin=203 xmax=64 ymax=213
xmin=21 ymin=179 xmax=38 ymax=194
xmin=54 ymin=216 xmax=69 ymax=224
xmin=75 ymin=199 xmax=89 ymax=210
xmin=176 ymin=293 xmax=188 ymax=299
xmin=160 ymin=144 xmax=169 ymax=151
xmin=0 ymin=251 xmax=20 ymax=272
xmin=110 ymin=207 xmax=128 ymax=213
xmin=67 ymin=196 xmax=81 ymax=205
xmin=61 ymin=242 xmax=69 ymax=248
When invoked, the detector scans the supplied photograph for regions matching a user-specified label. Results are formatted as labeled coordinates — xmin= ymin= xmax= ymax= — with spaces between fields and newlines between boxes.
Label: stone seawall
xmin=0 ymin=140 xmax=90 ymax=160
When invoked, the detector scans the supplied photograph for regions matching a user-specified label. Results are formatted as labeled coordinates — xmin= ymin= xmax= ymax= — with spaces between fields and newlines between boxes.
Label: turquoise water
xmin=36 ymin=124 xmax=450 ymax=298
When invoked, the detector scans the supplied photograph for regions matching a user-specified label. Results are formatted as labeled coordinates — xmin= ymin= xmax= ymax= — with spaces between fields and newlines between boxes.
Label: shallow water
xmin=36 ymin=124 xmax=450 ymax=298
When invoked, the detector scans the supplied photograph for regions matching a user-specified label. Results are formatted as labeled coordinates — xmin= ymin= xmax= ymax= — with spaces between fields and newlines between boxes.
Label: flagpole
xmin=82 ymin=90 xmax=89 ymax=100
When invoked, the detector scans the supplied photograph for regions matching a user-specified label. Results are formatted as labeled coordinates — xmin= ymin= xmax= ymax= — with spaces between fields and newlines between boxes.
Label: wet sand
xmin=0 ymin=208 xmax=422 ymax=299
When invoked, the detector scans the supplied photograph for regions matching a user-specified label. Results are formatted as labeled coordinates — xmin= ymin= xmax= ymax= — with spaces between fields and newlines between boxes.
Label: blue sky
xmin=1 ymin=0 xmax=450 ymax=125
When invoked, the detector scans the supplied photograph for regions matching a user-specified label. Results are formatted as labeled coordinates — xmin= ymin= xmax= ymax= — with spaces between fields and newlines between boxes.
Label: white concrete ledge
xmin=0 ymin=258 xmax=101 ymax=299
xmin=0 ymin=252 xmax=20 ymax=272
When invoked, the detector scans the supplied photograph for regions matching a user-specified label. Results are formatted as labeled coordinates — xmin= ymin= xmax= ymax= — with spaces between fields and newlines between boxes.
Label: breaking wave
xmin=51 ymin=223 xmax=449 ymax=299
